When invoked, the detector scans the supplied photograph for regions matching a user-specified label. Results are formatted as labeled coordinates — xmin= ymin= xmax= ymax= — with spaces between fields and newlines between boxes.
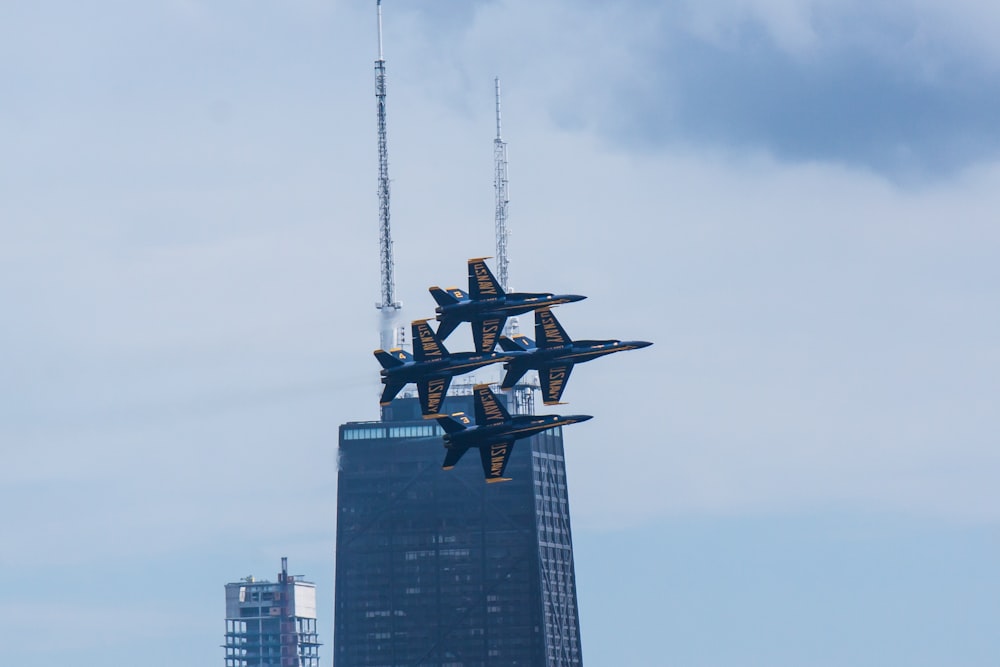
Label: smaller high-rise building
xmin=224 ymin=558 xmax=321 ymax=667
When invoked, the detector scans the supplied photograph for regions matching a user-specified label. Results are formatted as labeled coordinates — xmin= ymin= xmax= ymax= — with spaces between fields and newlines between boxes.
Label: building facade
xmin=334 ymin=392 xmax=582 ymax=666
xmin=224 ymin=558 xmax=321 ymax=667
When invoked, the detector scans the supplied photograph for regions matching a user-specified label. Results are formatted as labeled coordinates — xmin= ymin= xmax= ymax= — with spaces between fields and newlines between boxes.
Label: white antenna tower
xmin=494 ymin=79 xmax=520 ymax=337
xmin=375 ymin=0 xmax=402 ymax=350
xmin=494 ymin=77 xmax=511 ymax=294
xmin=494 ymin=78 xmax=534 ymax=415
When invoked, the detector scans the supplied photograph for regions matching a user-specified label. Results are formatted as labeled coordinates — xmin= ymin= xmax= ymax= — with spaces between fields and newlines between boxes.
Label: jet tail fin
xmin=473 ymin=384 xmax=511 ymax=425
xmin=535 ymin=308 xmax=572 ymax=348
xmin=468 ymin=258 xmax=505 ymax=299
xmin=411 ymin=320 xmax=449 ymax=362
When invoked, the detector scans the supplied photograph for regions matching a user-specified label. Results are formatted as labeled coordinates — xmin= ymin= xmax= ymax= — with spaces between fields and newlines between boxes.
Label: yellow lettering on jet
xmin=474 ymin=263 xmax=498 ymax=296
xmin=480 ymin=320 xmax=500 ymax=351
xmin=418 ymin=325 xmax=442 ymax=357
xmin=541 ymin=314 xmax=565 ymax=344
xmin=547 ymin=368 xmax=566 ymax=397
xmin=490 ymin=443 xmax=508 ymax=475
xmin=482 ymin=398 xmax=504 ymax=423
xmin=427 ymin=378 xmax=446 ymax=412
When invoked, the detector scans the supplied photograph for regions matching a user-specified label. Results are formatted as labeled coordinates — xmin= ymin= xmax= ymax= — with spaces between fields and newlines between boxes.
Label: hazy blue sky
xmin=2 ymin=1 xmax=998 ymax=665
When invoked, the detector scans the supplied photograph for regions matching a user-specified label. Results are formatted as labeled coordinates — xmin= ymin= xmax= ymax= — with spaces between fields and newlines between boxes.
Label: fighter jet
xmin=374 ymin=320 xmax=512 ymax=417
xmin=498 ymin=307 xmax=652 ymax=404
xmin=435 ymin=383 xmax=592 ymax=483
xmin=429 ymin=258 xmax=586 ymax=354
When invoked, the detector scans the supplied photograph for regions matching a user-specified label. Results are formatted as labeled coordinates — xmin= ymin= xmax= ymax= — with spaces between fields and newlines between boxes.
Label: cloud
xmin=404 ymin=0 xmax=1000 ymax=179
xmin=619 ymin=1 xmax=1000 ymax=178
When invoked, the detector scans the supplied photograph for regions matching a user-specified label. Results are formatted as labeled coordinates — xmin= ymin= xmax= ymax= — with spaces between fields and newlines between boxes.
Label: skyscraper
xmin=334 ymin=392 xmax=583 ymax=666
xmin=224 ymin=558 xmax=321 ymax=667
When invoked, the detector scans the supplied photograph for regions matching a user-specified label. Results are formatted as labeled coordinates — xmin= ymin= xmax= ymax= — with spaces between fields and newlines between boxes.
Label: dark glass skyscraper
xmin=334 ymin=392 xmax=583 ymax=666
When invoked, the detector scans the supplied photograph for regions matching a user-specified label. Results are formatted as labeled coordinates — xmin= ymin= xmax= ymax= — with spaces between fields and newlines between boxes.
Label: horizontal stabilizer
xmin=435 ymin=412 xmax=472 ymax=434
xmin=374 ymin=348 xmax=412 ymax=369
xmin=430 ymin=286 xmax=469 ymax=307
xmin=498 ymin=334 xmax=535 ymax=352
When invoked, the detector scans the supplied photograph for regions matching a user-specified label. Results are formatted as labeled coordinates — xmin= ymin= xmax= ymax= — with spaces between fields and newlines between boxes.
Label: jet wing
xmin=412 ymin=320 xmax=448 ymax=362
xmin=472 ymin=316 xmax=506 ymax=353
xmin=418 ymin=375 xmax=452 ymax=417
xmin=535 ymin=308 xmax=572 ymax=348
xmin=473 ymin=384 xmax=511 ymax=425
xmin=468 ymin=258 xmax=504 ymax=300
xmin=479 ymin=437 xmax=515 ymax=483
xmin=539 ymin=363 xmax=574 ymax=404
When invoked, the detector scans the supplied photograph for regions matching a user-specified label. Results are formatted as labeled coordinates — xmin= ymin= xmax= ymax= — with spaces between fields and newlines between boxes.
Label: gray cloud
xmin=388 ymin=0 xmax=1000 ymax=179
xmin=543 ymin=2 xmax=1000 ymax=179
xmin=641 ymin=28 xmax=999 ymax=177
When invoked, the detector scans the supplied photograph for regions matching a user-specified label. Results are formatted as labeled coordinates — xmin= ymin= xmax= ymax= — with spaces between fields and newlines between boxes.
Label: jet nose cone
xmin=571 ymin=415 xmax=594 ymax=424
xmin=633 ymin=341 xmax=653 ymax=349
xmin=563 ymin=294 xmax=587 ymax=303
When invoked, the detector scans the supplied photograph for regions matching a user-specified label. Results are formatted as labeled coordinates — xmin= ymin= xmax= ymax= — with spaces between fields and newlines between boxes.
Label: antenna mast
xmin=493 ymin=77 xmax=510 ymax=293
xmin=375 ymin=0 xmax=402 ymax=350
xmin=493 ymin=78 xmax=533 ymax=415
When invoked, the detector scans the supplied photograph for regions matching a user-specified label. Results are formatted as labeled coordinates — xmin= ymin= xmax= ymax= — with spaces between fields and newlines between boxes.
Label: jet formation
xmin=372 ymin=257 xmax=650 ymax=481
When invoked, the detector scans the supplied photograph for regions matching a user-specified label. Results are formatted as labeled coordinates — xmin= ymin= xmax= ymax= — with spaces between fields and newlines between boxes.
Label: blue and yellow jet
xmin=374 ymin=320 xmax=513 ymax=417
xmin=429 ymin=258 xmax=586 ymax=353
xmin=498 ymin=307 xmax=652 ymax=404
xmin=436 ymin=384 xmax=592 ymax=483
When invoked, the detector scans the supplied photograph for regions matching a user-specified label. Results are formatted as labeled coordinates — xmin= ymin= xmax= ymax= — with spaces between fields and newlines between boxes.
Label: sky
xmin=2 ymin=0 xmax=998 ymax=665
